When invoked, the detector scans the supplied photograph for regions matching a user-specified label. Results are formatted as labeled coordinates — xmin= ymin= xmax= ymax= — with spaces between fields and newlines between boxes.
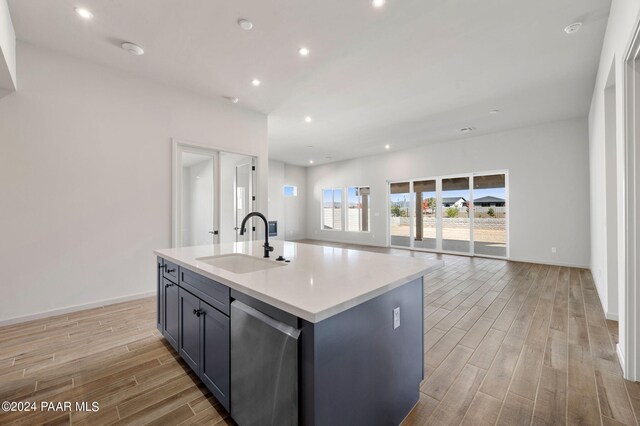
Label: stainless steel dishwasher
xmin=230 ymin=300 xmax=301 ymax=426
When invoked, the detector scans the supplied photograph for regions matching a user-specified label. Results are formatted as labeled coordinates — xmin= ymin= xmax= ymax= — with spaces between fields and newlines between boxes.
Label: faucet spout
xmin=239 ymin=212 xmax=274 ymax=258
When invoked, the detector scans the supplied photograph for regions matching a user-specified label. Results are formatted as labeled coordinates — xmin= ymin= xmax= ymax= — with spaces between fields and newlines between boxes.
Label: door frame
xmin=234 ymin=158 xmax=256 ymax=242
xmin=622 ymin=15 xmax=640 ymax=381
xmin=387 ymin=169 xmax=509 ymax=260
xmin=172 ymin=139 xmax=259 ymax=248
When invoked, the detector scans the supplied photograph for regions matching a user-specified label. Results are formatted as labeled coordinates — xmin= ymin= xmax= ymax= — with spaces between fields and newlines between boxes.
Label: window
xmin=322 ymin=188 xmax=343 ymax=230
xmin=283 ymin=185 xmax=297 ymax=197
xmin=347 ymin=186 xmax=370 ymax=232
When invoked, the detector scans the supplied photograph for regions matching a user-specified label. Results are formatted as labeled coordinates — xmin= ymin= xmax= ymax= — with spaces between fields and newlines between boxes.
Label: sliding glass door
xmin=414 ymin=180 xmax=437 ymax=250
xmin=473 ymin=174 xmax=507 ymax=257
xmin=389 ymin=182 xmax=411 ymax=248
xmin=388 ymin=171 xmax=508 ymax=258
xmin=441 ymin=176 xmax=471 ymax=253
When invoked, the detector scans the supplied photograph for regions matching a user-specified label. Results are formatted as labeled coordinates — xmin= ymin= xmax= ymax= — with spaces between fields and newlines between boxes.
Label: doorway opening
xmin=604 ymin=61 xmax=619 ymax=318
xmin=172 ymin=141 xmax=257 ymax=248
xmin=622 ymin=20 xmax=640 ymax=381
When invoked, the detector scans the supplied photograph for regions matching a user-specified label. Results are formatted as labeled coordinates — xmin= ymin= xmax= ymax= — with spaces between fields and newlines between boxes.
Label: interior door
xmin=235 ymin=161 xmax=254 ymax=242
xmin=177 ymin=149 xmax=218 ymax=247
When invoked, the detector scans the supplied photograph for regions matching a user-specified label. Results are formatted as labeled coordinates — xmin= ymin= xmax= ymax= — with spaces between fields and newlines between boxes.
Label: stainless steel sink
xmin=195 ymin=253 xmax=286 ymax=274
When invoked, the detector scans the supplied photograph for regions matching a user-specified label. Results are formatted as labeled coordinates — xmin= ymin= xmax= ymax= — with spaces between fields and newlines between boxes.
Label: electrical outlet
xmin=551 ymin=247 xmax=557 ymax=253
xmin=393 ymin=307 xmax=400 ymax=329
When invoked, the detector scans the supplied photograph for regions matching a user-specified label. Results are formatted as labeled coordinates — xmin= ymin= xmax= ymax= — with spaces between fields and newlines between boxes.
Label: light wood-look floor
xmin=0 ymin=241 xmax=637 ymax=425
xmin=301 ymin=240 xmax=640 ymax=426
xmin=0 ymin=298 xmax=231 ymax=425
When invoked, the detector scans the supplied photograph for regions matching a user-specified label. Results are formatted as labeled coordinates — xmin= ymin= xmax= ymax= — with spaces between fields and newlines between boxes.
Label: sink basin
xmin=196 ymin=253 xmax=286 ymax=274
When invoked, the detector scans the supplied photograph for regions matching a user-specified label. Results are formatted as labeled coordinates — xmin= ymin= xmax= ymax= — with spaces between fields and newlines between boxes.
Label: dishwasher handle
xmin=231 ymin=300 xmax=301 ymax=340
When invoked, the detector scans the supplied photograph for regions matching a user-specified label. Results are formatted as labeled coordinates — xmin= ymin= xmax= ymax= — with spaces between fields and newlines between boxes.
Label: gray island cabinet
xmin=155 ymin=241 xmax=442 ymax=426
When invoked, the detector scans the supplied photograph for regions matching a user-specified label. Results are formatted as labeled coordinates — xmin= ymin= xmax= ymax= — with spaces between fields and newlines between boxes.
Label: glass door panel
xmin=473 ymin=174 xmax=507 ymax=257
xmin=390 ymin=182 xmax=411 ymax=248
xmin=441 ymin=176 xmax=471 ymax=253
xmin=413 ymin=180 xmax=437 ymax=250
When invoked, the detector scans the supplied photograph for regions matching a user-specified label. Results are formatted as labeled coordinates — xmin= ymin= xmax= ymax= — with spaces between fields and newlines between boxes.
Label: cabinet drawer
xmin=163 ymin=259 xmax=179 ymax=283
xmin=180 ymin=268 xmax=230 ymax=315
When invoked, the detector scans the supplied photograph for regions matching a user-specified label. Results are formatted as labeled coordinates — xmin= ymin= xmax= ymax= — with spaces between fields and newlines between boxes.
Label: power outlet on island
xmin=551 ymin=247 xmax=557 ymax=253
xmin=393 ymin=307 xmax=400 ymax=329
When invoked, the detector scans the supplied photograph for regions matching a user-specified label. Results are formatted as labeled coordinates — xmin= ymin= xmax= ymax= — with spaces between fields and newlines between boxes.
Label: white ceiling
xmin=8 ymin=0 xmax=610 ymax=166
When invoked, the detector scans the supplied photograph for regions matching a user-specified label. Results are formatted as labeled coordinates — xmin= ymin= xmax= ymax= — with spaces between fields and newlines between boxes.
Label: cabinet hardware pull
xmin=166 ymin=268 xmax=176 ymax=273
xmin=193 ymin=309 xmax=203 ymax=317
xmin=165 ymin=282 xmax=174 ymax=288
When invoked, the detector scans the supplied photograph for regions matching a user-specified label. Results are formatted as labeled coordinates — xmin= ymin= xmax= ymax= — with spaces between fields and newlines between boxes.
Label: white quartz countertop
xmin=154 ymin=241 xmax=443 ymax=323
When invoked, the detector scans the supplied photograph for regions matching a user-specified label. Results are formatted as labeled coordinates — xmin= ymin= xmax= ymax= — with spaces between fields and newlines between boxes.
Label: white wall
xmin=0 ymin=42 xmax=268 ymax=323
xmin=284 ymin=164 xmax=307 ymax=240
xmin=588 ymin=0 xmax=640 ymax=374
xmin=306 ymin=118 xmax=590 ymax=267
xmin=268 ymin=160 xmax=285 ymax=240
xmin=268 ymin=160 xmax=307 ymax=241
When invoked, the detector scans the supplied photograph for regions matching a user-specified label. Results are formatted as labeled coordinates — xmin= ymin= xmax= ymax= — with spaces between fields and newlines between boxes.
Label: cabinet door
xmin=179 ymin=288 xmax=201 ymax=373
xmin=157 ymin=258 xmax=164 ymax=333
xmin=163 ymin=278 xmax=180 ymax=352
xmin=200 ymin=300 xmax=230 ymax=411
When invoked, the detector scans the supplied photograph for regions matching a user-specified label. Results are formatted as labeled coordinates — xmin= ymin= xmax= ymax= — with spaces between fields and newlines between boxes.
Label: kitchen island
xmin=155 ymin=240 xmax=442 ymax=426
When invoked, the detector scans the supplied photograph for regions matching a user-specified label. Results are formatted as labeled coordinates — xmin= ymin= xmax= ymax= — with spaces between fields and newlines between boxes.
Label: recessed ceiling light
xmin=74 ymin=7 xmax=93 ymax=19
xmin=121 ymin=42 xmax=144 ymax=56
xmin=223 ymin=96 xmax=239 ymax=104
xmin=309 ymin=160 xmax=314 ymax=164
xmin=324 ymin=155 xmax=333 ymax=160
xmin=238 ymin=19 xmax=253 ymax=31
xmin=372 ymin=0 xmax=386 ymax=8
xmin=251 ymin=79 xmax=261 ymax=86
xmin=299 ymin=47 xmax=310 ymax=57
xmin=385 ymin=144 xmax=390 ymax=149
xmin=307 ymin=145 xmax=313 ymax=148
xmin=460 ymin=127 xmax=475 ymax=133
xmin=489 ymin=109 xmax=500 ymax=114
xmin=564 ymin=22 xmax=582 ymax=35
xmin=305 ymin=116 xmax=312 ymax=123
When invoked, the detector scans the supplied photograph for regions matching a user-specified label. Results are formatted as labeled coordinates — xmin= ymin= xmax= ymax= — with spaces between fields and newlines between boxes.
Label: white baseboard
xmin=589 ymin=271 xmax=620 ymax=322
xmin=299 ymin=237 xmax=389 ymax=249
xmin=617 ymin=343 xmax=625 ymax=372
xmin=508 ymin=257 xmax=590 ymax=269
xmin=0 ymin=291 xmax=156 ymax=327
xmin=605 ymin=311 xmax=619 ymax=321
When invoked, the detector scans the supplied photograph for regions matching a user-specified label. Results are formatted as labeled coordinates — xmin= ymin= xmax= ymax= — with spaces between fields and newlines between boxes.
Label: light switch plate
xmin=393 ymin=307 xmax=400 ymax=329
